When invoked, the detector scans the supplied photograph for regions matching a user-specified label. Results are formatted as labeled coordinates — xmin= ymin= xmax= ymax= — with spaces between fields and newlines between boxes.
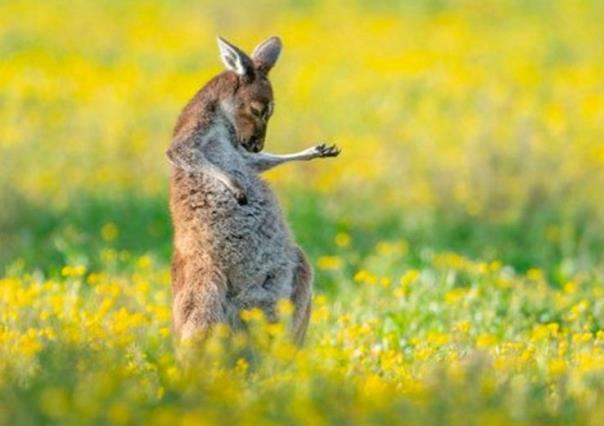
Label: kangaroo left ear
xmin=251 ymin=36 xmax=282 ymax=76
xmin=217 ymin=36 xmax=255 ymax=80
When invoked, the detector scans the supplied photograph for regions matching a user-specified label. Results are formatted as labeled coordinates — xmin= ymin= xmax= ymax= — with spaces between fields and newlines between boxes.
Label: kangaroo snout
xmin=239 ymin=134 xmax=263 ymax=153
xmin=246 ymin=134 xmax=265 ymax=153
xmin=238 ymin=125 xmax=266 ymax=153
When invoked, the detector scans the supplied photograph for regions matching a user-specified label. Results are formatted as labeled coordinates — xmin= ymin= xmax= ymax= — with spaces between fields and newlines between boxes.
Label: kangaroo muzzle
xmin=242 ymin=133 xmax=264 ymax=153
xmin=250 ymin=136 xmax=264 ymax=152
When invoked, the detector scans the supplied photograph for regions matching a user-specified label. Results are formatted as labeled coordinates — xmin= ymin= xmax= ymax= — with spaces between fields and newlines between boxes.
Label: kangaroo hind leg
xmin=290 ymin=247 xmax=313 ymax=346
xmin=172 ymin=266 xmax=227 ymax=342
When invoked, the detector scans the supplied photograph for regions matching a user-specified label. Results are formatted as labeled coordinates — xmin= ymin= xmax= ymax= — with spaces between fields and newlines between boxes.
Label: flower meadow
xmin=2 ymin=0 xmax=604 ymax=424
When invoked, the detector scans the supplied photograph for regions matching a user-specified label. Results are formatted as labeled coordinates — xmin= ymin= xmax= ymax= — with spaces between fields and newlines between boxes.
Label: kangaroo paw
xmin=232 ymin=181 xmax=248 ymax=205
xmin=314 ymin=143 xmax=341 ymax=158
xmin=233 ymin=187 xmax=248 ymax=205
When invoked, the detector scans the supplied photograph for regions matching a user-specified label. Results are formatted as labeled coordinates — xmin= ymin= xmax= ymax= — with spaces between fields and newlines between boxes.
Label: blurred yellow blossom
xmin=335 ymin=232 xmax=351 ymax=248
xmin=317 ymin=256 xmax=343 ymax=271
xmin=101 ymin=222 xmax=119 ymax=242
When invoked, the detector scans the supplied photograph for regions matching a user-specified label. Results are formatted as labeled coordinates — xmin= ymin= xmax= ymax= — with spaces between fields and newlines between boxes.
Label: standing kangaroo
xmin=167 ymin=36 xmax=340 ymax=345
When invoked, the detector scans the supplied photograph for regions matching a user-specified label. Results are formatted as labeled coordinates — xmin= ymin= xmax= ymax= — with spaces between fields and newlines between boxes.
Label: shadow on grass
xmin=1 ymin=188 xmax=602 ymax=286
xmin=0 ymin=191 xmax=173 ymax=274
xmin=0 ymin=189 xmax=356 ymax=278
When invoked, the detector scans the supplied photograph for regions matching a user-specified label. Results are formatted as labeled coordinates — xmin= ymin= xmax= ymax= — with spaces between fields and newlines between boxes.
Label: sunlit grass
xmin=2 ymin=243 xmax=604 ymax=424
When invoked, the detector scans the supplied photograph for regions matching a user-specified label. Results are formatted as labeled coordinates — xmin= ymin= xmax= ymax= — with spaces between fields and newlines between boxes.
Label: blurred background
xmin=2 ymin=0 xmax=604 ymax=286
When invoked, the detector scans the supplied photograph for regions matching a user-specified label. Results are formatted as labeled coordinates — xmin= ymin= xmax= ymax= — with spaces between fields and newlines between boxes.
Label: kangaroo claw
xmin=230 ymin=180 xmax=248 ymax=205
xmin=314 ymin=143 xmax=341 ymax=158
xmin=234 ymin=189 xmax=248 ymax=205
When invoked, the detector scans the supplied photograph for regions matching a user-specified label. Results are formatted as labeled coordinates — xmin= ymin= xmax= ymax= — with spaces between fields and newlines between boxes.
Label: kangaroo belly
xmin=170 ymin=171 xmax=297 ymax=302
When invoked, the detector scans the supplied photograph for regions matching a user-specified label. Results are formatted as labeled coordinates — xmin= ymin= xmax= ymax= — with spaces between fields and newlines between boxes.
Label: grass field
xmin=2 ymin=0 xmax=604 ymax=424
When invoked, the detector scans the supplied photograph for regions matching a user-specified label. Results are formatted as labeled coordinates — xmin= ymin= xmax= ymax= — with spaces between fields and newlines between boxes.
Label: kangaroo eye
xmin=250 ymin=106 xmax=262 ymax=117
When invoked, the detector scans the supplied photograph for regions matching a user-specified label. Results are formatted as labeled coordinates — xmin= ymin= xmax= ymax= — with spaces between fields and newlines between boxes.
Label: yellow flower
xmin=235 ymin=358 xmax=249 ymax=375
xmin=399 ymin=270 xmax=420 ymax=287
xmin=563 ymin=281 xmax=577 ymax=294
xmin=61 ymin=265 xmax=86 ymax=278
xmin=427 ymin=331 xmax=450 ymax=346
xmin=87 ymin=272 xmax=101 ymax=285
xmin=572 ymin=332 xmax=592 ymax=345
xmin=526 ymin=268 xmax=544 ymax=282
xmin=335 ymin=232 xmax=351 ymax=248
xmin=19 ymin=332 xmax=42 ymax=357
xmin=240 ymin=307 xmax=265 ymax=323
xmin=476 ymin=334 xmax=497 ymax=349
xmin=317 ymin=256 xmax=343 ymax=271
xmin=445 ymin=288 xmax=468 ymax=305
xmin=548 ymin=359 xmax=566 ymax=377
xmin=375 ymin=240 xmax=408 ymax=256
xmin=101 ymin=222 xmax=118 ymax=242
xmin=354 ymin=270 xmax=377 ymax=285
xmin=136 ymin=255 xmax=152 ymax=270
xmin=454 ymin=320 xmax=471 ymax=333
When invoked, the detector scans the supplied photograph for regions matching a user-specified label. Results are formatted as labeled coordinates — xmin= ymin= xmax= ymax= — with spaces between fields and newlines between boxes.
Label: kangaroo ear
xmin=217 ymin=36 xmax=255 ymax=80
xmin=251 ymin=36 xmax=282 ymax=76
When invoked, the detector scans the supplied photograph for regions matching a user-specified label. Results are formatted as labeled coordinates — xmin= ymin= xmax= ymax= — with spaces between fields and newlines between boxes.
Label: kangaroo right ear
xmin=251 ymin=36 xmax=282 ymax=76
xmin=217 ymin=36 xmax=255 ymax=80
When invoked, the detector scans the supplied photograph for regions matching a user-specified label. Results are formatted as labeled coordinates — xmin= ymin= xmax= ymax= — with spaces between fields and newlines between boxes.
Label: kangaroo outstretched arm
xmin=167 ymin=134 xmax=248 ymax=205
xmin=243 ymin=144 xmax=340 ymax=173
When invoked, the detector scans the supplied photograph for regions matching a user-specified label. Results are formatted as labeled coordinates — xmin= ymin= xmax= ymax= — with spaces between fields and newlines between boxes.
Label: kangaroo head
xmin=217 ymin=36 xmax=282 ymax=153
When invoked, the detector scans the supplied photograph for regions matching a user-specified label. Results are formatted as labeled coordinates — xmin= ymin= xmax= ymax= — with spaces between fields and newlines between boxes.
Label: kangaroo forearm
xmin=168 ymin=145 xmax=225 ymax=182
xmin=167 ymin=142 xmax=247 ymax=204
xmin=244 ymin=144 xmax=341 ymax=173
xmin=244 ymin=148 xmax=318 ymax=172
xmin=167 ymin=142 xmax=204 ymax=173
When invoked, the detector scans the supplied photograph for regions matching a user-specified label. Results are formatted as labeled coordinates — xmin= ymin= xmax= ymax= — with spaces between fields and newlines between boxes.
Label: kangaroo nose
xmin=250 ymin=137 xmax=263 ymax=152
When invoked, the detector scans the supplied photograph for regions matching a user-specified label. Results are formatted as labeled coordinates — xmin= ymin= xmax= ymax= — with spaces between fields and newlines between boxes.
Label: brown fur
xmin=291 ymin=248 xmax=312 ymax=345
xmin=167 ymin=36 xmax=340 ymax=345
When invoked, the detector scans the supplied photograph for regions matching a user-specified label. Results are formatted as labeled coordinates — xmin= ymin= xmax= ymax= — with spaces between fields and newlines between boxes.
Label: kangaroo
xmin=167 ymin=36 xmax=340 ymax=345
